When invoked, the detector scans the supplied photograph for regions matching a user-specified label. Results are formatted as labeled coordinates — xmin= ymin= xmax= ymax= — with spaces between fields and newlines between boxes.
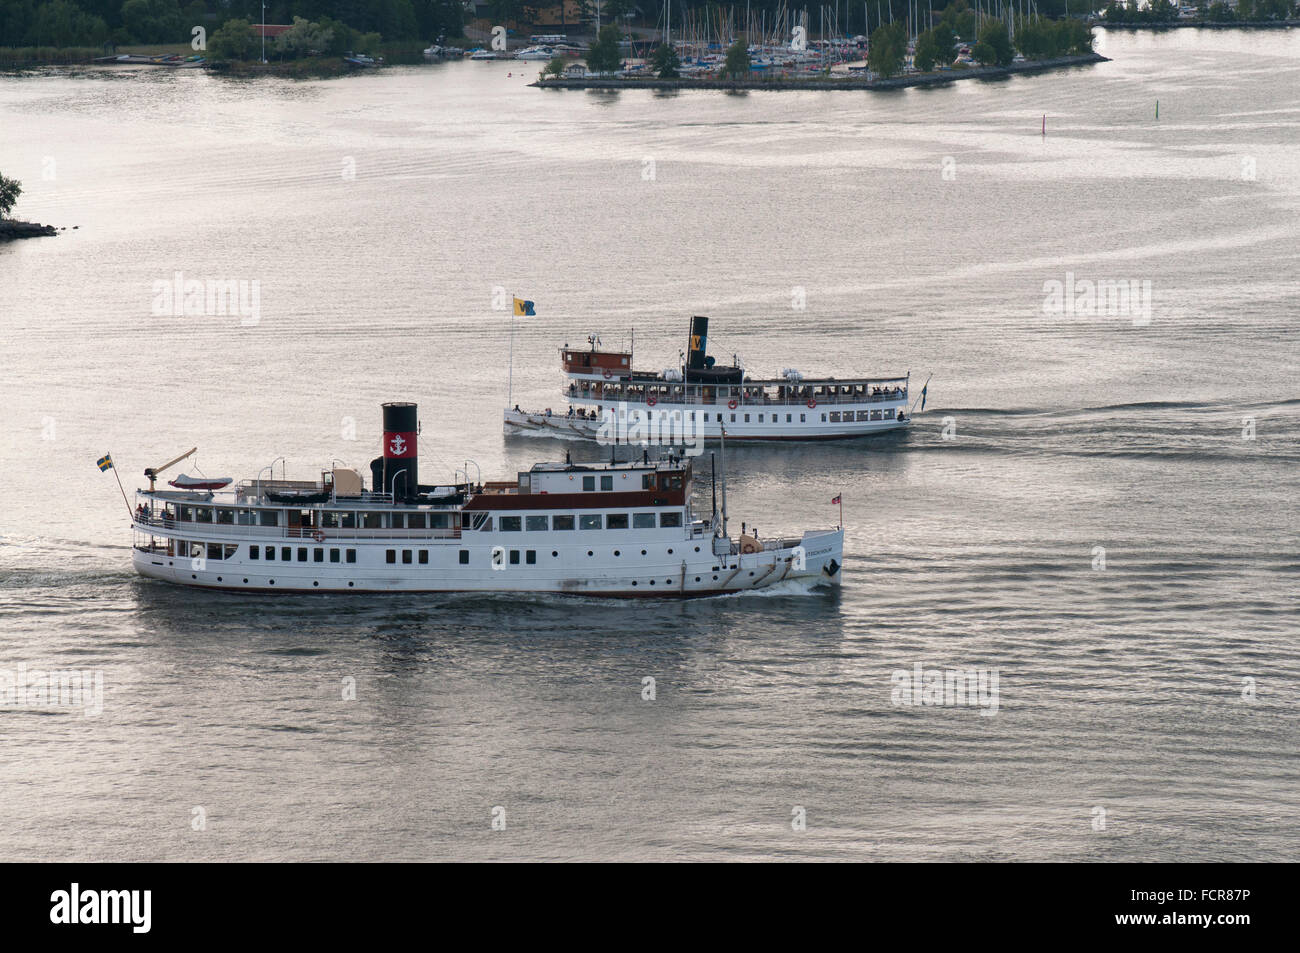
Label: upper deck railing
xmin=566 ymin=381 xmax=908 ymax=407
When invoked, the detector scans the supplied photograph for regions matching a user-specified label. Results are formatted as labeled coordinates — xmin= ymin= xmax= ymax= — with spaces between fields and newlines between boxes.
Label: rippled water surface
xmin=1 ymin=28 xmax=1297 ymax=861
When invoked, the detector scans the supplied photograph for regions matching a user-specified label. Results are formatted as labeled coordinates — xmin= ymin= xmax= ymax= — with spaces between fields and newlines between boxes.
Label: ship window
xmin=206 ymin=543 xmax=224 ymax=560
xmin=298 ymin=547 xmax=308 ymax=561
xmin=346 ymin=549 xmax=356 ymax=563
xmin=509 ymin=550 xmax=520 ymax=565
xmin=216 ymin=508 xmax=235 ymax=524
xmin=633 ymin=513 xmax=656 ymax=529
xmin=402 ymin=550 xmax=412 ymax=564
xmin=385 ymin=550 xmax=396 ymax=564
xmin=391 ymin=513 xmax=405 ymax=529
xmin=224 ymin=545 xmax=237 ymax=559
xmin=195 ymin=508 xmax=213 ymax=523
xmin=249 ymin=546 xmax=259 ymax=560
xmin=553 ymin=515 xmax=575 ymax=530
xmin=526 ymin=550 xmax=536 ymax=564
xmin=659 ymin=512 xmax=682 ymax=528
xmin=499 ymin=516 xmax=521 ymax=532
xmin=885 ymin=408 xmax=895 ymax=419
xmin=259 ymin=510 xmax=279 ymax=526
xmin=821 ymin=413 xmax=827 ymax=422
xmin=787 ymin=414 xmax=792 ymax=423
xmin=600 ymin=476 xmax=613 ymax=491
xmin=744 ymin=414 xmax=750 ymax=423
xmin=582 ymin=476 xmax=595 ymax=491
xmin=281 ymin=547 xmax=291 ymax=561
xmin=526 ymin=515 xmax=548 ymax=531
xmin=716 ymin=414 xmax=722 ymax=421
xmin=606 ymin=513 xmax=629 ymax=530
xmin=330 ymin=548 xmax=340 ymax=563
xmin=180 ymin=506 xmax=194 ymax=522
xmin=314 ymin=548 xmax=324 ymax=562
xmin=459 ymin=550 xmax=469 ymax=564
xmin=408 ymin=513 xmax=427 ymax=529
xmin=236 ymin=509 xmax=255 ymax=525
xmin=830 ymin=412 xmax=841 ymax=423
xmin=730 ymin=414 xmax=735 ymax=422
xmin=429 ymin=513 xmax=449 ymax=529
xmin=418 ymin=550 xmax=428 ymax=564
xmin=580 ymin=514 xmax=602 ymax=530
xmin=758 ymin=414 xmax=763 ymax=422
xmin=362 ymin=512 xmax=384 ymax=529
xmin=338 ymin=512 xmax=355 ymax=528
xmin=642 ymin=474 xmax=653 ymax=489
xmin=264 ymin=546 xmax=274 ymax=560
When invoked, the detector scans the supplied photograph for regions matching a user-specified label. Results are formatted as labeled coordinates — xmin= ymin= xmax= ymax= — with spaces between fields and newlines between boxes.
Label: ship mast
xmin=719 ymin=425 xmax=729 ymax=537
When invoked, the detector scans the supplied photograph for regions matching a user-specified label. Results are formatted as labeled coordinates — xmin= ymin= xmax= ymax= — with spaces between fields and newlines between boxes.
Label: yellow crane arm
xmin=144 ymin=447 xmax=197 ymax=489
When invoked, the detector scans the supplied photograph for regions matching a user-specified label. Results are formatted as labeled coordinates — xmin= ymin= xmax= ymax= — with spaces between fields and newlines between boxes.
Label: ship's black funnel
xmin=686 ymin=315 xmax=709 ymax=371
xmin=381 ymin=402 xmax=418 ymax=500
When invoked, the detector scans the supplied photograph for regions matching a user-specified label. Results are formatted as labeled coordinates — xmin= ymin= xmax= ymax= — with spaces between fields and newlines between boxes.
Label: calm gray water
xmin=1 ymin=28 xmax=1297 ymax=861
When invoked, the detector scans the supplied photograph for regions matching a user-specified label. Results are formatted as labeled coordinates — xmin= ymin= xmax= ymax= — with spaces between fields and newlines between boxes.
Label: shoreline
xmin=0 ymin=220 xmax=58 ymax=241
xmin=1095 ymin=19 xmax=1300 ymax=30
xmin=533 ymin=52 xmax=1110 ymax=92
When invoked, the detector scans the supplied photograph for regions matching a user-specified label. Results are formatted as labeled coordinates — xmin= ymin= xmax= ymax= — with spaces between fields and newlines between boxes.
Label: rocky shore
xmin=0 ymin=220 xmax=58 ymax=241
xmin=534 ymin=51 xmax=1110 ymax=92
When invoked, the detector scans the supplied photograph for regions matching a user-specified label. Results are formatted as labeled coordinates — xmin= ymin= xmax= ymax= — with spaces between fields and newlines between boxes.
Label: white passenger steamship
xmin=504 ymin=316 xmax=918 ymax=441
xmin=128 ymin=402 xmax=843 ymax=596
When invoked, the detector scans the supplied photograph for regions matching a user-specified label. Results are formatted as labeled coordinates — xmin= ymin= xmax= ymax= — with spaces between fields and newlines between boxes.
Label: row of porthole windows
xmin=494 ymin=512 xmax=683 ymax=532
xmin=713 ymin=409 xmax=896 ymax=424
xmin=720 ymin=412 xmax=808 ymax=424
xmin=248 ymin=545 xmax=357 ymax=563
xmin=196 ymin=574 xmax=359 ymax=589
xmin=179 ymin=542 xmax=359 ymax=563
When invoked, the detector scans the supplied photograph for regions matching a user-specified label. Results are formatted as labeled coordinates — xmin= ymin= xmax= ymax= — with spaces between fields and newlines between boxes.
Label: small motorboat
xmin=168 ymin=474 xmax=233 ymax=490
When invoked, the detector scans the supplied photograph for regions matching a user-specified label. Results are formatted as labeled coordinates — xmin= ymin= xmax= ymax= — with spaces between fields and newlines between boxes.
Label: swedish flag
xmin=513 ymin=297 xmax=535 ymax=317
xmin=96 ymin=453 xmax=113 ymax=472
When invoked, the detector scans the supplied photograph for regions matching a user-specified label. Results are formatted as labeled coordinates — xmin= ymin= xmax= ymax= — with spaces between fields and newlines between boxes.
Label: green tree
xmin=868 ymin=21 xmax=905 ymax=78
xmin=275 ymin=17 xmax=335 ymax=58
xmin=973 ymin=20 xmax=1013 ymax=66
xmin=542 ymin=54 xmax=565 ymax=76
xmin=650 ymin=42 xmax=681 ymax=78
xmin=931 ymin=23 xmax=956 ymax=61
xmin=207 ymin=17 xmax=255 ymax=60
xmin=120 ymin=0 xmax=183 ymax=44
xmin=585 ymin=24 xmax=622 ymax=74
xmin=23 ymin=0 xmax=109 ymax=47
xmin=913 ymin=29 xmax=940 ymax=72
xmin=722 ymin=36 xmax=750 ymax=77
xmin=0 ymin=174 xmax=21 ymax=220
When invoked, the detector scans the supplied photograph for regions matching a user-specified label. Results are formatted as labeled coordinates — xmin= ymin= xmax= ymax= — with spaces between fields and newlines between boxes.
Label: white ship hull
xmin=132 ymin=524 xmax=842 ymax=597
xmin=504 ymin=403 xmax=909 ymax=441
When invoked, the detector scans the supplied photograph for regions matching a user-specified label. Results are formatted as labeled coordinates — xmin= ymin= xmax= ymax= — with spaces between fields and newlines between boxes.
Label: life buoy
xmin=602 ymin=368 xmax=612 ymax=379
xmin=807 ymin=398 xmax=817 ymax=409
xmin=727 ymin=399 xmax=737 ymax=410
xmin=647 ymin=395 xmax=658 ymax=407
xmin=313 ymin=531 xmax=325 ymax=543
